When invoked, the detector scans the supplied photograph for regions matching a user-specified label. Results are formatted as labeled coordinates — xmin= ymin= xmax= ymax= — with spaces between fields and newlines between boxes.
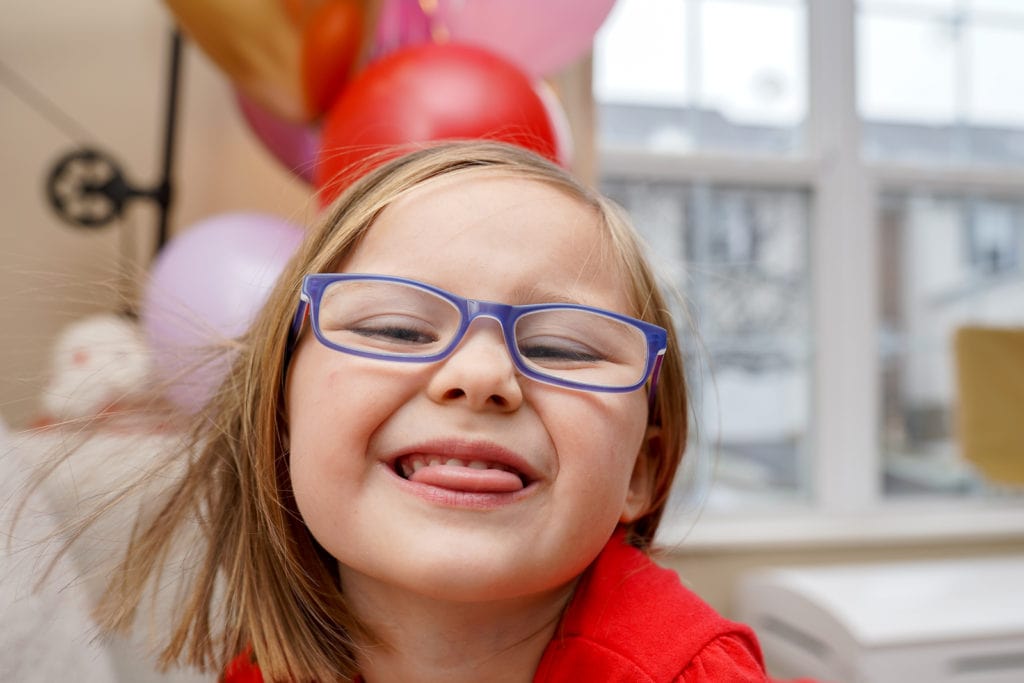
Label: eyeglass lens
xmin=316 ymin=279 xmax=650 ymax=388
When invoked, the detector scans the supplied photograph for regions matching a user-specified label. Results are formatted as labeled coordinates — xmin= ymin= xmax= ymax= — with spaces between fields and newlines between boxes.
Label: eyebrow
xmin=505 ymin=284 xmax=593 ymax=307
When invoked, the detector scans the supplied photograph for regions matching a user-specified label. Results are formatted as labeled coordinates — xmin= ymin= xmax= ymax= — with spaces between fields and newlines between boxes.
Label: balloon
xmin=371 ymin=0 xmax=434 ymax=59
xmin=236 ymin=91 xmax=321 ymax=184
xmin=236 ymin=93 xmax=319 ymax=185
xmin=435 ymin=0 xmax=618 ymax=77
xmin=281 ymin=0 xmax=310 ymax=25
xmin=164 ymin=0 xmax=306 ymax=121
xmin=315 ymin=43 xmax=558 ymax=205
xmin=141 ymin=213 xmax=303 ymax=412
xmin=301 ymin=0 xmax=367 ymax=117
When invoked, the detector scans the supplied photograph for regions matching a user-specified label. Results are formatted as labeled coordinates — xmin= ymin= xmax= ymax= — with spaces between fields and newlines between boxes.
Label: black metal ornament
xmin=44 ymin=29 xmax=182 ymax=254
xmin=45 ymin=148 xmax=169 ymax=229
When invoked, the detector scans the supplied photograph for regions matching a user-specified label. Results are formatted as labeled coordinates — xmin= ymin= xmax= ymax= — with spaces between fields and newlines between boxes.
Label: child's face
xmin=286 ymin=172 xmax=652 ymax=605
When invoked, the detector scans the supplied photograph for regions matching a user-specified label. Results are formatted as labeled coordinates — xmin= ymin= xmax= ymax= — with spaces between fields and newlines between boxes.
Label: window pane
xmin=858 ymin=1 xmax=1024 ymax=163
xmin=594 ymin=0 xmax=689 ymax=107
xmin=968 ymin=24 xmax=1024 ymax=128
xmin=700 ymin=1 xmax=807 ymax=128
xmin=970 ymin=0 xmax=1024 ymax=16
xmin=857 ymin=11 xmax=957 ymax=126
xmin=880 ymin=193 xmax=1024 ymax=496
xmin=860 ymin=0 xmax=957 ymax=11
xmin=603 ymin=179 xmax=812 ymax=509
xmin=594 ymin=0 xmax=807 ymax=154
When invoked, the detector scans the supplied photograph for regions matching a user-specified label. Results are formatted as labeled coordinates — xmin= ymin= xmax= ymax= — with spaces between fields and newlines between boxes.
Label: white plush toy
xmin=0 ymin=409 xmax=121 ymax=682
xmin=39 ymin=313 xmax=152 ymax=422
xmin=4 ymin=316 xmax=209 ymax=682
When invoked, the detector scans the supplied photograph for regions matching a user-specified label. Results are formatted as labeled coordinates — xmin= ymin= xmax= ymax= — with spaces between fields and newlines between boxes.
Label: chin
xmin=397 ymin=543 xmax=587 ymax=604
xmin=407 ymin=566 xmax=576 ymax=605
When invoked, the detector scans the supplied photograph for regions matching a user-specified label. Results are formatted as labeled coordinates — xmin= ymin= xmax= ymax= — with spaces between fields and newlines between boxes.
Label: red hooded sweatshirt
xmin=226 ymin=531 xmax=817 ymax=682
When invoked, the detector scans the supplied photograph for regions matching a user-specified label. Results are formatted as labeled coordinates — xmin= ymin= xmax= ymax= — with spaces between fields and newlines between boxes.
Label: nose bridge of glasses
xmin=458 ymin=299 xmax=518 ymax=357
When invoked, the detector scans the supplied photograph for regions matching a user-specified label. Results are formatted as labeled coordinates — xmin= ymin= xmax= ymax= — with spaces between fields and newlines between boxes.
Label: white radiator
xmin=736 ymin=556 xmax=1024 ymax=683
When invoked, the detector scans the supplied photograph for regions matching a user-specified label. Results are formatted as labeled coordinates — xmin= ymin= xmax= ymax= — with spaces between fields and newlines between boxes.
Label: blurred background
xmin=2 ymin=0 xmax=1023 ymax=680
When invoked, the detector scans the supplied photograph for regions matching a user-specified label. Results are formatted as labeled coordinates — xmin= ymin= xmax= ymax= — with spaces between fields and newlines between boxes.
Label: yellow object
xmin=954 ymin=326 xmax=1024 ymax=485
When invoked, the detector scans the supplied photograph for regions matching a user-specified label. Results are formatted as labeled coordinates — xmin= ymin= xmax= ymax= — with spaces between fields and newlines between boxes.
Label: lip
xmin=382 ymin=438 xmax=542 ymax=509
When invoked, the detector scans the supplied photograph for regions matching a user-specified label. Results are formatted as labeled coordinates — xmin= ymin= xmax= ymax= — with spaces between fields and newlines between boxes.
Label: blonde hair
xmin=88 ymin=141 xmax=688 ymax=682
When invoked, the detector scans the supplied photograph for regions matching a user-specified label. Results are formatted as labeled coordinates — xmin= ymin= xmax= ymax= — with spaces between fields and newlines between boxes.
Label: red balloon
xmin=314 ymin=43 xmax=558 ymax=205
xmin=301 ymin=0 xmax=366 ymax=118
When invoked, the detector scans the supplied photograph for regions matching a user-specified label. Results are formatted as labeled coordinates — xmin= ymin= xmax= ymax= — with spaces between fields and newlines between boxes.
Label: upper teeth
xmin=399 ymin=455 xmax=511 ymax=478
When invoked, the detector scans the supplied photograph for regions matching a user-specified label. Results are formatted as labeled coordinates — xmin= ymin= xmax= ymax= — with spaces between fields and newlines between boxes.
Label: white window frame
xmin=599 ymin=0 xmax=1024 ymax=548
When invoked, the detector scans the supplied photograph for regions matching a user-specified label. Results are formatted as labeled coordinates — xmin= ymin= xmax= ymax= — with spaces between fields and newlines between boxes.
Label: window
xmin=602 ymin=179 xmax=812 ymax=509
xmin=880 ymin=193 xmax=1024 ymax=496
xmin=596 ymin=0 xmax=812 ymax=513
xmin=595 ymin=0 xmax=806 ymax=154
xmin=594 ymin=0 xmax=1024 ymax=542
xmin=858 ymin=0 xmax=1024 ymax=164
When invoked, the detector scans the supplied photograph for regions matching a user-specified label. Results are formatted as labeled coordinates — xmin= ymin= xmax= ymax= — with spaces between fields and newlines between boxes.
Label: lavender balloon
xmin=142 ymin=213 xmax=303 ymax=412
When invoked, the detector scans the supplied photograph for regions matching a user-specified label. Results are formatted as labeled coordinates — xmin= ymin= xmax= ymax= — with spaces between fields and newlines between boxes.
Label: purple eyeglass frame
xmin=287 ymin=273 xmax=667 ymax=405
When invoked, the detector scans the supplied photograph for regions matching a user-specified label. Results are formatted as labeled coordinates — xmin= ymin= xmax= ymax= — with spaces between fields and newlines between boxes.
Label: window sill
xmin=657 ymin=499 xmax=1024 ymax=553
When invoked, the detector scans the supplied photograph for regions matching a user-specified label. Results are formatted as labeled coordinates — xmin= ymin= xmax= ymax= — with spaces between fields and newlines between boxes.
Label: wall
xmin=0 ymin=0 xmax=310 ymax=428
xmin=659 ymin=537 xmax=1024 ymax=619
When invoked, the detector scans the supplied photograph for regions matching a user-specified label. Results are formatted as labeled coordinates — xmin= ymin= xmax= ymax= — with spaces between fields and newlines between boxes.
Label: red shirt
xmin=534 ymin=530 xmax=783 ymax=681
xmin=226 ymin=531 xmax=815 ymax=682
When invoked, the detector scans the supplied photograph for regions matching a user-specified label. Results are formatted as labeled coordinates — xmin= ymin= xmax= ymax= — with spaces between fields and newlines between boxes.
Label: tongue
xmin=408 ymin=464 xmax=524 ymax=493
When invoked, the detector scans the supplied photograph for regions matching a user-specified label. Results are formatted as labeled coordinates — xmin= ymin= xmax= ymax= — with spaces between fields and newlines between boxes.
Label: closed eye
xmin=349 ymin=323 xmax=438 ymax=345
xmin=518 ymin=339 xmax=606 ymax=364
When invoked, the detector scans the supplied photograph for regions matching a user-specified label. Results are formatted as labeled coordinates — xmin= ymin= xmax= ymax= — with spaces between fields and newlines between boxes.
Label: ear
xmin=620 ymin=425 xmax=661 ymax=523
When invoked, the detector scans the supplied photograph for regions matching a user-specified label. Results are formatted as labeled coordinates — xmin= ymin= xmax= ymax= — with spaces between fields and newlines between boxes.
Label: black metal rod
xmin=155 ymin=28 xmax=183 ymax=255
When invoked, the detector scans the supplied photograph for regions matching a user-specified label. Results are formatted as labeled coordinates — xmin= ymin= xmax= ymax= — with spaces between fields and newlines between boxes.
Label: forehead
xmin=341 ymin=171 xmax=635 ymax=310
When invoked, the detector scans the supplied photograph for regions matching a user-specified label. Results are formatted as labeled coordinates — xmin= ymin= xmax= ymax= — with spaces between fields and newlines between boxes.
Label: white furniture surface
xmin=1 ymin=424 xmax=209 ymax=683
xmin=737 ymin=556 xmax=1024 ymax=683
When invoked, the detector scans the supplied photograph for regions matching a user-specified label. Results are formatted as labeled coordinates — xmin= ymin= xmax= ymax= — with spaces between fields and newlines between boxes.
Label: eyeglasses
xmin=289 ymin=274 xmax=667 ymax=399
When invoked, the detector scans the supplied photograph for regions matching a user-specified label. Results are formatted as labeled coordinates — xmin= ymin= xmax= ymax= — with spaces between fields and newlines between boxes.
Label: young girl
xmin=80 ymin=141 xmax=806 ymax=682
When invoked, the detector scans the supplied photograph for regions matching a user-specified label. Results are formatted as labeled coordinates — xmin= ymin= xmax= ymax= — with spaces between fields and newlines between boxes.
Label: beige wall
xmin=1 ymin=0 xmax=310 ymax=428
xmin=658 ymin=537 xmax=1024 ymax=619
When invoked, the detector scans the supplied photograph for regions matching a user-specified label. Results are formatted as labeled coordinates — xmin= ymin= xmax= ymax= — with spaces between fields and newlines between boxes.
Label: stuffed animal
xmin=37 ymin=313 xmax=152 ymax=424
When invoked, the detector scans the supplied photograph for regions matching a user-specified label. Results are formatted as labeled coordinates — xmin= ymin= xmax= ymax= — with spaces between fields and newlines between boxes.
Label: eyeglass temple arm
xmin=647 ymin=350 xmax=665 ymax=418
xmin=283 ymin=298 xmax=309 ymax=376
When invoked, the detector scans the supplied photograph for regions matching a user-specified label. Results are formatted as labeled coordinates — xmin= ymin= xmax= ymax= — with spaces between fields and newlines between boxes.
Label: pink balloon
xmin=236 ymin=91 xmax=320 ymax=184
xmin=371 ymin=0 xmax=434 ymax=60
xmin=436 ymin=0 xmax=618 ymax=76
xmin=141 ymin=213 xmax=303 ymax=412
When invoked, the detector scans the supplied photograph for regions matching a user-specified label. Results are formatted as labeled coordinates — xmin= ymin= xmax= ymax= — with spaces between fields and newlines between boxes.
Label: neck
xmin=343 ymin=572 xmax=576 ymax=683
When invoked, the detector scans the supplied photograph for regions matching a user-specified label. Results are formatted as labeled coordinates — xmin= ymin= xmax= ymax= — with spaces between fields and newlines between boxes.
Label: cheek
xmin=285 ymin=360 xmax=377 ymax=552
xmin=541 ymin=391 xmax=648 ymax=486
xmin=285 ymin=344 xmax=409 ymax=440
xmin=285 ymin=349 xmax=366 ymax=505
xmin=284 ymin=346 xmax=428 ymax=489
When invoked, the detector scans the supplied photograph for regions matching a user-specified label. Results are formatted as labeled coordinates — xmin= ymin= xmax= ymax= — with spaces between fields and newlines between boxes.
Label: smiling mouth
xmin=393 ymin=455 xmax=529 ymax=493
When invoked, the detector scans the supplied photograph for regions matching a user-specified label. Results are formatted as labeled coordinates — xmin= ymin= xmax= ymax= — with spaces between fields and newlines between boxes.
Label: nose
xmin=425 ymin=316 xmax=523 ymax=412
